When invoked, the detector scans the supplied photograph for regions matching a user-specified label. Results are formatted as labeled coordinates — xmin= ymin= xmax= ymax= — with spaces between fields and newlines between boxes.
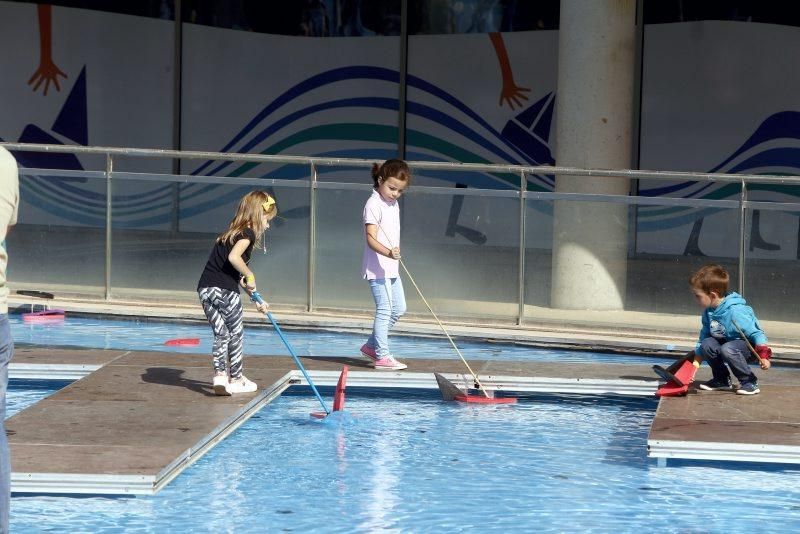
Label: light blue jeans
xmin=366 ymin=278 xmax=406 ymax=359
xmin=0 ymin=313 xmax=13 ymax=533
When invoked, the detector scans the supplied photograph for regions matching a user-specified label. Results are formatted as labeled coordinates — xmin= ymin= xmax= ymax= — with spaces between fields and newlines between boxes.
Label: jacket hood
xmin=717 ymin=291 xmax=746 ymax=313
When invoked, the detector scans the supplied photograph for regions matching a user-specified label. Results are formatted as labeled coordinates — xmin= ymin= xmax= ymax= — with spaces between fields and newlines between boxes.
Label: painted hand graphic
xmin=498 ymin=79 xmax=531 ymax=110
xmin=490 ymin=32 xmax=530 ymax=110
xmin=29 ymin=4 xmax=67 ymax=96
xmin=29 ymin=58 xmax=67 ymax=96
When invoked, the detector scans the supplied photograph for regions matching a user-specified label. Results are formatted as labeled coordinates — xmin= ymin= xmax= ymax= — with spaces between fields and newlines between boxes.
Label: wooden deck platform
xmin=7 ymin=347 xmax=800 ymax=494
xmin=647 ymin=366 xmax=800 ymax=464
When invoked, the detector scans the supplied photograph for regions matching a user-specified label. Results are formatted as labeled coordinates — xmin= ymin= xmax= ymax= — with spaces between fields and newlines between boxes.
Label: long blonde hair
xmin=217 ymin=190 xmax=278 ymax=250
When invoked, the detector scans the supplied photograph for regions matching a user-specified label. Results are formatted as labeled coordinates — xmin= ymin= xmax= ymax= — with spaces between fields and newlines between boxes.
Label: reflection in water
xmin=360 ymin=423 xmax=401 ymax=532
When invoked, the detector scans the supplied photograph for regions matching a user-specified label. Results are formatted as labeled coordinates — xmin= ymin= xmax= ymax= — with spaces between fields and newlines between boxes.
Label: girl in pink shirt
xmin=360 ymin=159 xmax=411 ymax=370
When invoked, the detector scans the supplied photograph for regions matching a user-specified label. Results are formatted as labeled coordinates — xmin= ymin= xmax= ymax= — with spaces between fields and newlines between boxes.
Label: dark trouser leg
xmin=700 ymin=337 xmax=731 ymax=383
xmin=719 ymin=339 xmax=757 ymax=385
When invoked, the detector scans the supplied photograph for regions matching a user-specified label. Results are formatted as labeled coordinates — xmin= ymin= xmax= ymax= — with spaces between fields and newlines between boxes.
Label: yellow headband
xmin=262 ymin=196 xmax=276 ymax=213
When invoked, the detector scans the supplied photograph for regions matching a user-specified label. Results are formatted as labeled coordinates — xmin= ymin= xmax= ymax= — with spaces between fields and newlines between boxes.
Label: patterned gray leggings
xmin=198 ymin=287 xmax=245 ymax=379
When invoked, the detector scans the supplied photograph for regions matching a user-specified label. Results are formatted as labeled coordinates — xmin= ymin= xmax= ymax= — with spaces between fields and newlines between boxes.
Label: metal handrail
xmin=4 ymin=142 xmax=800 ymax=186
xmin=5 ymin=141 xmax=800 ymax=324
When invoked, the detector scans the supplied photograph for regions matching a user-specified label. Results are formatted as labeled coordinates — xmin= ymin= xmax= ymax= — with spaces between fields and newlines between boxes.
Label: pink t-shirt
xmin=362 ymin=189 xmax=400 ymax=280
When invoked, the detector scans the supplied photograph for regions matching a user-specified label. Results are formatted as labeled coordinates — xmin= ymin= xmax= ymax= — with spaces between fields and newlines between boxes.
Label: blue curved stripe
xmin=210 ymin=96 xmax=526 ymax=176
xmin=643 ymin=111 xmax=800 ymax=197
xmin=728 ymin=147 xmax=800 ymax=175
xmin=191 ymin=66 xmax=398 ymax=176
xmin=640 ymin=180 xmax=712 ymax=197
xmin=192 ymin=66 xmax=544 ymax=178
xmin=179 ymin=185 xmax=253 ymax=219
xmin=186 ymin=118 xmax=523 ymax=200
xmin=709 ymin=111 xmax=800 ymax=173
xmin=29 ymin=173 xmax=175 ymax=206
xmin=20 ymin=182 xmax=105 ymax=226
xmin=28 ymin=175 xmax=176 ymax=216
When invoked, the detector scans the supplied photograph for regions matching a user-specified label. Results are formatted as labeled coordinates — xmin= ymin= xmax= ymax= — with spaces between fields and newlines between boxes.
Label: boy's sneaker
xmin=736 ymin=382 xmax=760 ymax=395
xmin=227 ymin=375 xmax=258 ymax=394
xmin=213 ymin=374 xmax=231 ymax=396
xmin=373 ymin=355 xmax=407 ymax=371
xmin=698 ymin=378 xmax=733 ymax=391
xmin=360 ymin=344 xmax=378 ymax=362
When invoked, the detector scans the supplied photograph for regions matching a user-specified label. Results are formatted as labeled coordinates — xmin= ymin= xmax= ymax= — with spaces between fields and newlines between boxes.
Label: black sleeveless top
xmin=197 ymin=227 xmax=256 ymax=292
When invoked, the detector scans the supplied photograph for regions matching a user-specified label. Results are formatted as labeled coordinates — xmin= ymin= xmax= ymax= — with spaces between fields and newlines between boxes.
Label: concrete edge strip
xmin=10 ymin=472 xmax=156 ymax=495
xmin=9 ymin=363 xmax=103 ymax=380
xmin=647 ymin=439 xmax=800 ymax=464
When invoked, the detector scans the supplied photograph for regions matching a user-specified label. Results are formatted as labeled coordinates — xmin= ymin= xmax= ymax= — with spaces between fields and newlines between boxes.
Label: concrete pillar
xmin=550 ymin=0 xmax=636 ymax=310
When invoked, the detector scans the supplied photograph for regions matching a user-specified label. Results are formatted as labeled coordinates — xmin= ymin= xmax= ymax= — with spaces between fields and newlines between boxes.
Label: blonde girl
xmin=197 ymin=190 xmax=277 ymax=395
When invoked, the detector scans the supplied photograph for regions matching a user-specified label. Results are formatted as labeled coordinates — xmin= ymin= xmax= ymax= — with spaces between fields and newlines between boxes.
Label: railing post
xmin=738 ymin=178 xmax=747 ymax=294
xmin=105 ymin=154 xmax=113 ymax=301
xmin=398 ymin=0 xmax=408 ymax=158
xmin=518 ymin=170 xmax=527 ymax=325
xmin=308 ymin=162 xmax=317 ymax=312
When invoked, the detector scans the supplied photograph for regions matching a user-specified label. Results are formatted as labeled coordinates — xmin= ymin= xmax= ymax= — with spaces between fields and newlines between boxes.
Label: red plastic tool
xmin=22 ymin=309 xmax=65 ymax=323
xmin=164 ymin=338 xmax=200 ymax=346
xmin=332 ymin=365 xmax=348 ymax=411
xmin=435 ymin=373 xmax=517 ymax=404
xmin=311 ymin=365 xmax=348 ymax=419
xmin=454 ymin=394 xmax=517 ymax=404
xmin=654 ymin=355 xmax=700 ymax=397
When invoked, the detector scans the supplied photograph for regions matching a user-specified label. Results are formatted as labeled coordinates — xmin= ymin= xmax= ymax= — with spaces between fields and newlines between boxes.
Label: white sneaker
xmin=227 ymin=375 xmax=258 ymax=394
xmin=213 ymin=374 xmax=231 ymax=396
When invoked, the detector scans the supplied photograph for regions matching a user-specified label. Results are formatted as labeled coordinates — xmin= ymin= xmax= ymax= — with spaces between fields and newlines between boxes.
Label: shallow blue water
xmin=9 ymin=317 xmax=797 ymax=532
xmin=5 ymin=379 xmax=65 ymax=418
xmin=7 ymin=384 xmax=800 ymax=532
xmin=11 ymin=314 xmax=669 ymax=365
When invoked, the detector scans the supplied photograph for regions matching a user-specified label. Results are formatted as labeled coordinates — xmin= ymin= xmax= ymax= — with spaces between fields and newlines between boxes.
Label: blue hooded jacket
xmin=695 ymin=292 xmax=768 ymax=355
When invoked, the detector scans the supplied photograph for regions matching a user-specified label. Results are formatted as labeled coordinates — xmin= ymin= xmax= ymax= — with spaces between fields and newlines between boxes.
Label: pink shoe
xmin=360 ymin=343 xmax=378 ymax=362
xmin=373 ymin=355 xmax=407 ymax=371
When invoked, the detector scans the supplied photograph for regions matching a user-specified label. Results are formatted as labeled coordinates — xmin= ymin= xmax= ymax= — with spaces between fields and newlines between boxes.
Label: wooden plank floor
xmin=8 ymin=350 xmax=298 ymax=494
xmin=648 ymin=366 xmax=800 ymax=464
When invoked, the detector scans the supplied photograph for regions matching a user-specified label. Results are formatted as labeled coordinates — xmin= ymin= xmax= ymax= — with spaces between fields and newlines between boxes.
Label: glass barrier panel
xmin=743 ymin=204 xmax=800 ymax=341
xmin=401 ymin=186 xmax=520 ymax=320
xmin=110 ymin=177 xmax=309 ymax=307
xmin=314 ymin=183 xmax=520 ymax=321
xmin=314 ymin=185 xmax=375 ymax=311
xmin=316 ymin=164 xmax=374 ymax=184
xmin=525 ymin=197 xmax=741 ymax=327
xmin=411 ymin=167 xmax=520 ymax=190
xmin=523 ymin=197 xmax=553 ymax=312
xmin=627 ymin=202 xmax=740 ymax=316
xmin=10 ymin=171 xmax=107 ymax=299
